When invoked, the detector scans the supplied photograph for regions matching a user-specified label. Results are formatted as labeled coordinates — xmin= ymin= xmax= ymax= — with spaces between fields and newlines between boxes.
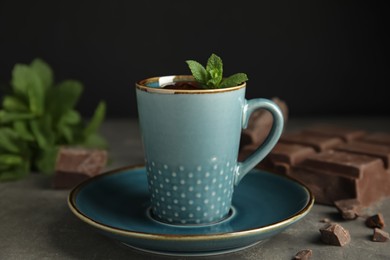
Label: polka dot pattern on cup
xmin=146 ymin=161 xmax=235 ymax=225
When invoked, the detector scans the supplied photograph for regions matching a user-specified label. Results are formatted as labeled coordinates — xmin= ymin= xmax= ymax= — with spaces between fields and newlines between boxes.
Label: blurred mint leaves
xmin=0 ymin=58 xmax=107 ymax=181
xmin=186 ymin=53 xmax=248 ymax=89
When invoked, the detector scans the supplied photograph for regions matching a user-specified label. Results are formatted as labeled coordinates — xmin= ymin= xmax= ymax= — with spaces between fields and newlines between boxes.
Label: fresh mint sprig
xmin=186 ymin=53 xmax=248 ymax=89
xmin=0 ymin=58 xmax=107 ymax=181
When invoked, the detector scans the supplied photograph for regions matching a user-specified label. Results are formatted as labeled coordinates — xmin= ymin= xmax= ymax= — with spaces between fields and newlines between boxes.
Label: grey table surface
xmin=1 ymin=117 xmax=390 ymax=260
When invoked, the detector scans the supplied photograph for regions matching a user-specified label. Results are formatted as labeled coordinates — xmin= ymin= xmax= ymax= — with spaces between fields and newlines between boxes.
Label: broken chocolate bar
xmin=52 ymin=146 xmax=107 ymax=189
xmin=293 ymin=249 xmax=312 ymax=260
xmin=334 ymin=199 xmax=360 ymax=220
xmin=365 ymin=213 xmax=386 ymax=229
xmin=319 ymin=223 xmax=351 ymax=246
xmin=372 ymin=228 xmax=389 ymax=242
xmin=242 ymin=125 xmax=390 ymax=207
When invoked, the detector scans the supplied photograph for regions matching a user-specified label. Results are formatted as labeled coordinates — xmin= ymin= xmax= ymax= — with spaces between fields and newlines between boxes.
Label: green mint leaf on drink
xmin=185 ymin=60 xmax=209 ymax=85
xmin=219 ymin=73 xmax=249 ymax=88
xmin=186 ymin=53 xmax=248 ymax=89
xmin=205 ymin=54 xmax=223 ymax=88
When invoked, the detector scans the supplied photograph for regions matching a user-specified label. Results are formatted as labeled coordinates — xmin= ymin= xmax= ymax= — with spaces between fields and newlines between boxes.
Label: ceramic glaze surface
xmin=136 ymin=76 xmax=284 ymax=225
xmin=137 ymin=87 xmax=243 ymax=224
xmin=147 ymin=161 xmax=235 ymax=224
xmin=68 ymin=166 xmax=314 ymax=256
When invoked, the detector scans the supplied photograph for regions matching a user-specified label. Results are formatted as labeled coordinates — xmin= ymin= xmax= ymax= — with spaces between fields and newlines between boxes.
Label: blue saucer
xmin=68 ymin=165 xmax=314 ymax=256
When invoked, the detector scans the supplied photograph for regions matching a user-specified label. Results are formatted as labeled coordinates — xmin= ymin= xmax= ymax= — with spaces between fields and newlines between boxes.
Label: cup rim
xmin=135 ymin=75 xmax=246 ymax=94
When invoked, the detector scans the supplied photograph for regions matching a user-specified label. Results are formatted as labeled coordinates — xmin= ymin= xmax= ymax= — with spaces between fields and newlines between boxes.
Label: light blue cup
xmin=136 ymin=75 xmax=284 ymax=225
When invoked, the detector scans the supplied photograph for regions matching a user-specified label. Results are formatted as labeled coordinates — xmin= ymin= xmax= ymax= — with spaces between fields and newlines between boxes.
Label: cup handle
xmin=234 ymin=98 xmax=284 ymax=185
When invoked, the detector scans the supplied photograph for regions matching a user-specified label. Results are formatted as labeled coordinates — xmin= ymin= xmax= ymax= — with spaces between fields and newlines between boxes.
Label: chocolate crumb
xmin=334 ymin=199 xmax=360 ymax=220
xmin=365 ymin=213 xmax=386 ymax=229
xmin=372 ymin=228 xmax=390 ymax=242
xmin=293 ymin=249 xmax=312 ymax=259
xmin=320 ymin=218 xmax=331 ymax=223
xmin=319 ymin=223 xmax=351 ymax=246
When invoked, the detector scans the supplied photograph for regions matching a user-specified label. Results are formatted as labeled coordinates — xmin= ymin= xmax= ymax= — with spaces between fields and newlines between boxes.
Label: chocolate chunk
xmin=52 ymin=147 xmax=107 ymax=189
xmin=293 ymin=249 xmax=312 ymax=259
xmin=334 ymin=199 xmax=360 ymax=220
xmin=319 ymin=223 xmax=351 ymax=246
xmin=372 ymin=228 xmax=390 ymax=242
xmin=267 ymin=143 xmax=316 ymax=166
xmin=365 ymin=213 xmax=386 ymax=229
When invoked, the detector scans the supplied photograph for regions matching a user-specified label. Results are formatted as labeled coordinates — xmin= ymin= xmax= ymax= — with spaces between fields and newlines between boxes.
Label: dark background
xmin=0 ymin=1 xmax=387 ymax=118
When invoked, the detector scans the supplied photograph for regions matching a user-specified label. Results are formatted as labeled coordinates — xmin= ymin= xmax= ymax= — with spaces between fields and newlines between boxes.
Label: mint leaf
xmin=11 ymin=64 xmax=33 ymax=96
xmin=206 ymin=54 xmax=223 ymax=76
xmin=0 ymin=154 xmax=23 ymax=166
xmin=48 ymin=80 xmax=83 ymax=120
xmin=0 ymin=110 xmax=35 ymax=124
xmin=11 ymin=65 xmax=45 ymax=115
xmin=35 ymin=146 xmax=58 ymax=174
xmin=27 ymin=77 xmax=45 ymax=116
xmin=54 ymin=80 xmax=83 ymax=110
xmin=0 ymin=162 xmax=29 ymax=181
xmin=57 ymin=110 xmax=81 ymax=143
xmin=206 ymin=54 xmax=223 ymax=88
xmin=13 ymin=121 xmax=34 ymax=141
xmin=219 ymin=73 xmax=248 ymax=88
xmin=0 ymin=128 xmax=20 ymax=153
xmin=185 ymin=60 xmax=209 ymax=85
xmin=29 ymin=119 xmax=48 ymax=149
xmin=186 ymin=53 xmax=248 ymax=89
xmin=2 ymin=96 xmax=28 ymax=112
xmin=30 ymin=59 xmax=53 ymax=90
xmin=60 ymin=110 xmax=81 ymax=125
xmin=83 ymin=101 xmax=106 ymax=138
xmin=83 ymin=133 xmax=108 ymax=149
